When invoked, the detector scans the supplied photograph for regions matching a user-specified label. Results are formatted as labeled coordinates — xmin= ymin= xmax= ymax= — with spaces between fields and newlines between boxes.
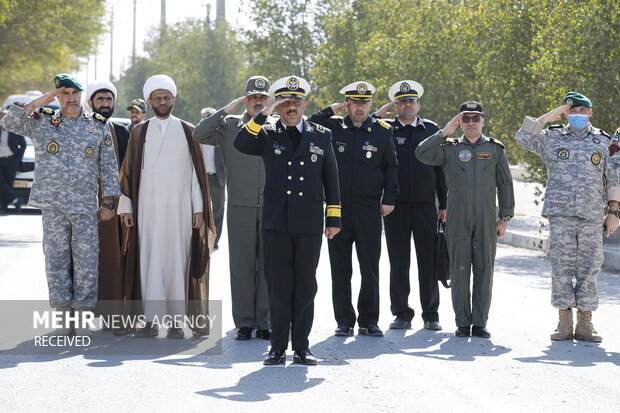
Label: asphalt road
xmin=1 ymin=211 xmax=619 ymax=412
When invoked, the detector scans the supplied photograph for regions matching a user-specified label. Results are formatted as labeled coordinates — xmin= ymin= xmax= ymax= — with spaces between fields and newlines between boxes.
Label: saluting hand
xmin=330 ymin=102 xmax=348 ymax=114
xmin=375 ymin=100 xmax=397 ymax=119
xmin=223 ymin=96 xmax=245 ymax=115
xmin=440 ymin=113 xmax=464 ymax=138
xmin=261 ymin=98 xmax=290 ymax=116
xmin=23 ymin=88 xmax=63 ymax=112
xmin=536 ymin=104 xmax=571 ymax=125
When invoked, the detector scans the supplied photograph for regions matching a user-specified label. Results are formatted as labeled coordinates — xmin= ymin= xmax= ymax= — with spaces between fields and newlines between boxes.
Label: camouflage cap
xmin=126 ymin=98 xmax=147 ymax=113
xmin=54 ymin=73 xmax=84 ymax=91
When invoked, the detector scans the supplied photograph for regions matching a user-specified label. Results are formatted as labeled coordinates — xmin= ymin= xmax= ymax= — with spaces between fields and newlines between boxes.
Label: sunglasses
xmin=461 ymin=115 xmax=482 ymax=123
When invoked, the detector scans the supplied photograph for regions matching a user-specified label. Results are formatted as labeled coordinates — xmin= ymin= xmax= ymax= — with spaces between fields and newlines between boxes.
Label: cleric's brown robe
xmin=95 ymin=122 xmax=122 ymax=318
xmin=119 ymin=119 xmax=215 ymax=335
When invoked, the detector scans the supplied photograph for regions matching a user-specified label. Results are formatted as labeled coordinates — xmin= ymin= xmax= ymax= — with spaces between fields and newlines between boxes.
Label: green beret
xmin=54 ymin=73 xmax=84 ymax=91
xmin=563 ymin=91 xmax=592 ymax=108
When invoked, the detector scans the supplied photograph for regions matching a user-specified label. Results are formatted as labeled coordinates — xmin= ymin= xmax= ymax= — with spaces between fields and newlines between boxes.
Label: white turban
xmin=143 ymin=74 xmax=177 ymax=101
xmin=86 ymin=80 xmax=117 ymax=102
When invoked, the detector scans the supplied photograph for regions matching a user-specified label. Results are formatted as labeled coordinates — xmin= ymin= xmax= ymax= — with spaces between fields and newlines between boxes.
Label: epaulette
xmin=330 ymin=116 xmax=344 ymax=120
xmin=93 ymin=113 xmax=106 ymax=123
xmin=598 ymin=129 xmax=610 ymax=139
xmin=40 ymin=107 xmax=54 ymax=116
xmin=444 ymin=138 xmax=457 ymax=144
xmin=490 ymin=137 xmax=505 ymax=147
xmin=316 ymin=124 xmax=326 ymax=133
xmin=378 ymin=119 xmax=391 ymax=130
xmin=549 ymin=124 xmax=563 ymax=129
xmin=421 ymin=118 xmax=438 ymax=127
xmin=263 ymin=122 xmax=276 ymax=131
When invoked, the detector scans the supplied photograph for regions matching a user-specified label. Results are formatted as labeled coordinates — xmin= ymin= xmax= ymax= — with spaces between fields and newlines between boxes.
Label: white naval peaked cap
xmin=143 ymin=74 xmax=177 ymax=101
xmin=268 ymin=76 xmax=311 ymax=99
xmin=339 ymin=81 xmax=376 ymax=101
xmin=388 ymin=80 xmax=424 ymax=101
xmin=86 ymin=80 xmax=117 ymax=101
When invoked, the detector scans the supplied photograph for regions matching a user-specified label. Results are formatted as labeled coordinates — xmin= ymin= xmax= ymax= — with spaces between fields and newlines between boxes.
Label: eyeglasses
xmin=461 ymin=115 xmax=482 ymax=123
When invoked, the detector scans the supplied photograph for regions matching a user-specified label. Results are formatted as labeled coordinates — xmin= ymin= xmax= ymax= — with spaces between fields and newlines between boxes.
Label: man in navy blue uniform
xmin=235 ymin=75 xmax=341 ymax=365
xmin=309 ymin=81 xmax=398 ymax=338
xmin=374 ymin=80 xmax=447 ymax=331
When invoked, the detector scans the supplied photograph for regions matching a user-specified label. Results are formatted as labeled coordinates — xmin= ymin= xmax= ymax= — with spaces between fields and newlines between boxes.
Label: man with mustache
xmin=416 ymin=101 xmax=514 ymax=338
xmin=515 ymin=92 xmax=620 ymax=342
xmin=309 ymin=81 xmax=399 ymax=338
xmin=193 ymin=77 xmax=272 ymax=341
xmin=0 ymin=73 xmax=120 ymax=335
xmin=85 ymin=80 xmax=131 ymax=331
xmin=374 ymin=80 xmax=447 ymax=332
xmin=235 ymin=76 xmax=341 ymax=365
xmin=126 ymin=98 xmax=147 ymax=132
xmin=118 ymin=75 xmax=215 ymax=339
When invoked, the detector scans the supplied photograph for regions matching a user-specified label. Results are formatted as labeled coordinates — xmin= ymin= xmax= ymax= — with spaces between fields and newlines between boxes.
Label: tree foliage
xmin=0 ymin=0 xmax=106 ymax=100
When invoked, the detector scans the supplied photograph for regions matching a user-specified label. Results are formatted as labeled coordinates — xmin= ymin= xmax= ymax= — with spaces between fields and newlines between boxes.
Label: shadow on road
xmin=515 ymin=341 xmax=620 ymax=367
xmin=196 ymin=366 xmax=323 ymax=402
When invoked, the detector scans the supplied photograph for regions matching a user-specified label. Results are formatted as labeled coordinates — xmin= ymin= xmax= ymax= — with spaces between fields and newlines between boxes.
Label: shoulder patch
xmin=421 ymin=118 xmax=438 ymax=127
xmin=378 ymin=120 xmax=391 ymax=130
xmin=444 ymin=138 xmax=457 ymax=144
xmin=263 ymin=122 xmax=276 ymax=131
xmin=316 ymin=124 xmax=326 ymax=133
xmin=490 ymin=137 xmax=505 ymax=147
xmin=93 ymin=113 xmax=106 ymax=123
xmin=599 ymin=129 xmax=610 ymax=139
xmin=329 ymin=115 xmax=344 ymax=120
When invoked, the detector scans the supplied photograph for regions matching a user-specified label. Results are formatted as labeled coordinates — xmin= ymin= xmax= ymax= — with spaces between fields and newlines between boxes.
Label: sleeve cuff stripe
xmin=243 ymin=124 xmax=259 ymax=136
xmin=246 ymin=119 xmax=262 ymax=133
xmin=326 ymin=209 xmax=341 ymax=217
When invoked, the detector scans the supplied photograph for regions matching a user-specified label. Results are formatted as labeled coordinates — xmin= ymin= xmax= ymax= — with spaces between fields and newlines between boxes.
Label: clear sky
xmin=77 ymin=0 xmax=244 ymax=85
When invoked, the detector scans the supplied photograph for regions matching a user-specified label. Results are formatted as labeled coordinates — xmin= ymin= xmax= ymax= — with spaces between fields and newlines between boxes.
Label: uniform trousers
xmin=262 ymin=229 xmax=322 ymax=351
xmin=547 ymin=216 xmax=602 ymax=311
xmin=384 ymin=201 xmax=439 ymax=322
xmin=207 ymin=174 xmax=225 ymax=248
xmin=42 ymin=209 xmax=99 ymax=309
xmin=227 ymin=205 xmax=270 ymax=330
xmin=0 ymin=155 xmax=19 ymax=208
xmin=328 ymin=209 xmax=382 ymax=328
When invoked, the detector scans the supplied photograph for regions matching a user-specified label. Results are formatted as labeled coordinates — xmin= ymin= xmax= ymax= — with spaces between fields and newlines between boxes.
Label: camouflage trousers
xmin=41 ymin=209 xmax=99 ymax=309
xmin=547 ymin=216 xmax=602 ymax=311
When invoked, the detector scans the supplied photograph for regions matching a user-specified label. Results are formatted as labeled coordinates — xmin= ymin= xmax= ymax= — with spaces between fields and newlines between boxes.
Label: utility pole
xmin=109 ymin=5 xmax=114 ymax=81
xmin=161 ymin=0 xmax=166 ymax=33
xmin=216 ymin=0 xmax=225 ymax=20
xmin=132 ymin=0 xmax=137 ymax=66
xmin=205 ymin=3 xmax=211 ymax=24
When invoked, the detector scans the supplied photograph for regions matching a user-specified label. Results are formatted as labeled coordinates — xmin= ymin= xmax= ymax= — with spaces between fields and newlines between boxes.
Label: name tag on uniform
xmin=477 ymin=152 xmax=491 ymax=160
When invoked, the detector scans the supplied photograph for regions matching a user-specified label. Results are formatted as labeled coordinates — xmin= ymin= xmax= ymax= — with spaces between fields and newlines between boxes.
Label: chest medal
xmin=459 ymin=149 xmax=472 ymax=162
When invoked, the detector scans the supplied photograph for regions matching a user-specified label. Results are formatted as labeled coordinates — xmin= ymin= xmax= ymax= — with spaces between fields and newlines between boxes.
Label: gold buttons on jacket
xmin=288 ymin=176 xmax=292 ymax=180
xmin=287 ymin=190 xmax=291 ymax=195
xmin=299 ymin=177 xmax=304 ymax=181
xmin=300 ymin=161 xmax=304 ymax=165
xmin=299 ymin=192 xmax=303 ymax=196
xmin=288 ymin=161 xmax=292 ymax=166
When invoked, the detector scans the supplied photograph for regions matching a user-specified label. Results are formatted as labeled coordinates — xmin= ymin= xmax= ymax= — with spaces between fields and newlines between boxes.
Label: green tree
xmin=0 ymin=0 xmax=106 ymax=101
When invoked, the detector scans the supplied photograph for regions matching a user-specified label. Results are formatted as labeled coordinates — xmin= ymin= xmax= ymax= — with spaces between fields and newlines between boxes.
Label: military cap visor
xmin=126 ymin=99 xmax=147 ymax=113
xmin=459 ymin=101 xmax=485 ymax=115
xmin=563 ymin=91 xmax=592 ymax=108
xmin=54 ymin=73 xmax=84 ymax=91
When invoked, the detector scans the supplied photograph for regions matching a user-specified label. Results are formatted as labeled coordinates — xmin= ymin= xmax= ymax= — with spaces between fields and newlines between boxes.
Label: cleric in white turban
xmin=143 ymin=74 xmax=177 ymax=101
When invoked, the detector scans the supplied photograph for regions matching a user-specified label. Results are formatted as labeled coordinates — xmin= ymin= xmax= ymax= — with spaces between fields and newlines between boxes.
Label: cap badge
xmin=255 ymin=79 xmax=265 ymax=89
xmin=357 ymin=83 xmax=367 ymax=94
xmin=400 ymin=83 xmax=410 ymax=93
xmin=286 ymin=77 xmax=299 ymax=90
xmin=467 ymin=102 xmax=477 ymax=109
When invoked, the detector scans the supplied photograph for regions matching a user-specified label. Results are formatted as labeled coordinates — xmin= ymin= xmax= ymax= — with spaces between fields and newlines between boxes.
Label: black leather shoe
xmin=334 ymin=324 xmax=354 ymax=336
xmin=389 ymin=317 xmax=411 ymax=329
xmin=167 ymin=327 xmax=185 ymax=339
xmin=134 ymin=322 xmax=159 ymax=338
xmin=359 ymin=324 xmax=384 ymax=337
xmin=455 ymin=326 xmax=471 ymax=337
xmin=235 ymin=327 xmax=253 ymax=340
xmin=293 ymin=348 xmax=318 ymax=366
xmin=472 ymin=325 xmax=491 ymax=338
xmin=263 ymin=349 xmax=286 ymax=365
xmin=424 ymin=321 xmax=442 ymax=331
xmin=256 ymin=329 xmax=271 ymax=340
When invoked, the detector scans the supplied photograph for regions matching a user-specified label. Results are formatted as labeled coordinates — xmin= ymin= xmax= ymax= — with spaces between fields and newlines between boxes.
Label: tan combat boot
xmin=574 ymin=310 xmax=602 ymax=342
xmin=550 ymin=308 xmax=573 ymax=340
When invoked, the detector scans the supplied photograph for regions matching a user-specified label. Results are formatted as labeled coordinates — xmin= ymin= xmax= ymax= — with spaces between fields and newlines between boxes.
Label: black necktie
xmin=287 ymin=126 xmax=301 ymax=151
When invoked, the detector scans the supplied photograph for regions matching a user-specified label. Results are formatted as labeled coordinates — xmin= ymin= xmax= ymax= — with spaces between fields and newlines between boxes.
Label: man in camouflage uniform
xmin=0 ymin=74 xmax=120 ymax=334
xmin=416 ymin=101 xmax=514 ymax=339
xmin=515 ymin=92 xmax=620 ymax=342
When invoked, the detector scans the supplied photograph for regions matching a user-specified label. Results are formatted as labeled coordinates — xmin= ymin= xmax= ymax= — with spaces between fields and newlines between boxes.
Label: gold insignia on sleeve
xmin=316 ymin=124 xmax=325 ymax=133
xmin=378 ymin=120 xmax=391 ymax=130
xmin=41 ymin=107 xmax=54 ymax=115
xmin=93 ymin=113 xmax=106 ymax=123
xmin=326 ymin=205 xmax=341 ymax=218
